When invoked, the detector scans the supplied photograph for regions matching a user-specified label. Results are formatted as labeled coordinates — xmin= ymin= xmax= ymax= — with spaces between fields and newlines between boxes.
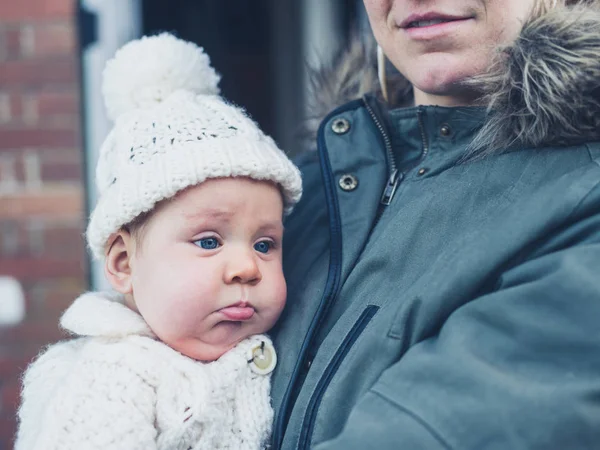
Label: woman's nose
xmin=224 ymin=249 xmax=262 ymax=285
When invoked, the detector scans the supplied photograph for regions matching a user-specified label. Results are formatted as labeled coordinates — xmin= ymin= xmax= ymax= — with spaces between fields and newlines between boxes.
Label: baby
xmin=14 ymin=33 xmax=302 ymax=450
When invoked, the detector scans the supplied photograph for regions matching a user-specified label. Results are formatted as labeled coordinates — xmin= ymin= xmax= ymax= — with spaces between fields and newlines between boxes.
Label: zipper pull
xmin=380 ymin=169 xmax=402 ymax=206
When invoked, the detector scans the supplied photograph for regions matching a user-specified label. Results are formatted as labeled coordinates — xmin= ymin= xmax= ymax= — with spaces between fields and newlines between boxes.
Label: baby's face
xmin=128 ymin=177 xmax=286 ymax=361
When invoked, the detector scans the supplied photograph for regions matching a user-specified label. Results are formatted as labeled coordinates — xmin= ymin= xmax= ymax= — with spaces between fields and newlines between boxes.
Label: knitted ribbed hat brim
xmin=87 ymin=136 xmax=302 ymax=259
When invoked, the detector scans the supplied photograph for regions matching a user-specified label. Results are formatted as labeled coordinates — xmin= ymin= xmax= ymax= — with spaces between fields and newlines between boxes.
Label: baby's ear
xmin=104 ymin=230 xmax=134 ymax=295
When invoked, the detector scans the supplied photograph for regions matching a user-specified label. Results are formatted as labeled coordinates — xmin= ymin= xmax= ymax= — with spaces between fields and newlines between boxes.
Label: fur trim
xmin=307 ymin=2 xmax=600 ymax=155
xmin=467 ymin=2 xmax=600 ymax=156
xmin=303 ymin=37 xmax=410 ymax=148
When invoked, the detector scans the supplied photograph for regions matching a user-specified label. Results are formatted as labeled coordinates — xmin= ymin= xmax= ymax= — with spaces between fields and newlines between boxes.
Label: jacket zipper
xmin=362 ymin=97 xmax=401 ymax=208
xmin=370 ymin=105 xmax=430 ymax=220
xmin=271 ymin=101 xmax=358 ymax=450
xmin=298 ymin=306 xmax=380 ymax=450
xmin=417 ymin=107 xmax=430 ymax=161
xmin=363 ymin=101 xmax=431 ymax=211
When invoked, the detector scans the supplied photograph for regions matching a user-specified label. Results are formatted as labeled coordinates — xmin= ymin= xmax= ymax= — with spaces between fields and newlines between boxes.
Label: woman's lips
xmin=402 ymin=18 xmax=473 ymax=40
xmin=219 ymin=302 xmax=255 ymax=321
xmin=399 ymin=13 xmax=473 ymax=40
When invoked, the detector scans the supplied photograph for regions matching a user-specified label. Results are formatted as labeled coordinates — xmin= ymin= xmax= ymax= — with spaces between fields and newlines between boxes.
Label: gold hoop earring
xmin=377 ymin=45 xmax=389 ymax=103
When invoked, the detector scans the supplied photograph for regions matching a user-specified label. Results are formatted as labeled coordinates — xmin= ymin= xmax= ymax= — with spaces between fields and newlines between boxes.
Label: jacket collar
xmin=308 ymin=3 xmax=600 ymax=156
xmin=60 ymin=291 xmax=156 ymax=338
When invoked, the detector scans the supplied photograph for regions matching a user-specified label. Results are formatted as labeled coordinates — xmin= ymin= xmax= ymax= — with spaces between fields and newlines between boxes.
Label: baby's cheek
xmin=272 ymin=274 xmax=288 ymax=312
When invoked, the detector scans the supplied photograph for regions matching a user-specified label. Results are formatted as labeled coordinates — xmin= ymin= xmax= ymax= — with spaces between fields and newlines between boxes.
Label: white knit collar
xmin=60 ymin=291 xmax=156 ymax=338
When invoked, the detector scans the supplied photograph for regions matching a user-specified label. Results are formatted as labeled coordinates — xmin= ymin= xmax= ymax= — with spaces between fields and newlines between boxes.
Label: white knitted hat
xmin=86 ymin=33 xmax=302 ymax=259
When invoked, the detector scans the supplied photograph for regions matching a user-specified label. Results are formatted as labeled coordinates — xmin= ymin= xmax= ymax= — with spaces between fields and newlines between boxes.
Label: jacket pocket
xmin=298 ymin=305 xmax=379 ymax=450
xmin=387 ymin=296 xmax=423 ymax=340
xmin=387 ymin=296 xmax=437 ymax=356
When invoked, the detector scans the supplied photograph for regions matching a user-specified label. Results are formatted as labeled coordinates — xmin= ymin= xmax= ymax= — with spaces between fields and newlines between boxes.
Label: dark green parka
xmin=271 ymin=5 xmax=600 ymax=450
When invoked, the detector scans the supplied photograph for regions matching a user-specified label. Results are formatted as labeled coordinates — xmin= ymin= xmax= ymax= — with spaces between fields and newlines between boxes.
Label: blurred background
xmin=0 ymin=0 xmax=370 ymax=447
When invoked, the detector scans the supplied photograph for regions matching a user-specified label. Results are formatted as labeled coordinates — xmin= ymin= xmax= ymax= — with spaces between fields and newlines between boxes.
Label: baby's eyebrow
xmin=181 ymin=209 xmax=284 ymax=233
xmin=258 ymin=221 xmax=284 ymax=234
xmin=183 ymin=208 xmax=234 ymax=222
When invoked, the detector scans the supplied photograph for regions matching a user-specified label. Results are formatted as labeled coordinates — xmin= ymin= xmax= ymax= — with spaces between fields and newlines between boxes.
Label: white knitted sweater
xmin=15 ymin=292 xmax=274 ymax=450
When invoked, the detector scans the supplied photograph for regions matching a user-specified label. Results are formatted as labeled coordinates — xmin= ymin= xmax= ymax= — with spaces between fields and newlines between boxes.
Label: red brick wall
xmin=0 ymin=1 xmax=86 ymax=448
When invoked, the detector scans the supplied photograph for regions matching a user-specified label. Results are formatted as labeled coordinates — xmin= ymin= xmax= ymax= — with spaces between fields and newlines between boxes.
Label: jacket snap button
xmin=331 ymin=118 xmax=351 ymax=135
xmin=339 ymin=174 xmax=358 ymax=191
xmin=417 ymin=168 xmax=428 ymax=176
xmin=247 ymin=341 xmax=277 ymax=375
xmin=440 ymin=124 xmax=452 ymax=137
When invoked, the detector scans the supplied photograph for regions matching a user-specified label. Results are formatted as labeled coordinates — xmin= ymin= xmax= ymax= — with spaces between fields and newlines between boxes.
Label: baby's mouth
xmin=218 ymin=301 xmax=255 ymax=321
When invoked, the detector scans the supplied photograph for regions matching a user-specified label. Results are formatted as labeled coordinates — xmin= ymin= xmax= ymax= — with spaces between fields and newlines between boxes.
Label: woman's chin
xmin=411 ymin=72 xmax=479 ymax=106
xmin=406 ymin=56 xmax=487 ymax=106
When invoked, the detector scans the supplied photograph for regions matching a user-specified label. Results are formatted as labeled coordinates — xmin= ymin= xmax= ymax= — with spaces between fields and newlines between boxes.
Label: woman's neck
xmin=412 ymin=86 xmax=479 ymax=107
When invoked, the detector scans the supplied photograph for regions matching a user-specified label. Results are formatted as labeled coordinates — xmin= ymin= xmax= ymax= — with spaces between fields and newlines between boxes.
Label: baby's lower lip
xmin=219 ymin=306 xmax=255 ymax=321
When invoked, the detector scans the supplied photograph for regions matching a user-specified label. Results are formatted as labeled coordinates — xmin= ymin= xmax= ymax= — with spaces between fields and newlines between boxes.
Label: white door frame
xmin=79 ymin=0 xmax=142 ymax=290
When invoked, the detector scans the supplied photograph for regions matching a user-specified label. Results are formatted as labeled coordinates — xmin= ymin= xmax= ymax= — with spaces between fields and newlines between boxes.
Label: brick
xmin=1 ymin=218 xmax=86 ymax=259
xmin=0 ymin=127 xmax=78 ymax=149
xmin=0 ymin=356 xmax=32 ymax=379
xmin=0 ymin=415 xmax=16 ymax=448
xmin=0 ymin=256 xmax=85 ymax=281
xmin=0 ymin=220 xmax=23 ymax=255
xmin=25 ymin=277 xmax=85 ymax=317
xmin=0 ymin=0 xmax=75 ymax=22
xmin=25 ymin=220 xmax=44 ymax=255
xmin=0 ymin=379 xmax=20 ymax=413
xmin=22 ymin=218 xmax=86 ymax=258
xmin=42 ymin=223 xmax=86 ymax=258
xmin=0 ymin=88 xmax=80 ymax=126
xmin=0 ymin=340 xmax=44 ymax=359
xmin=36 ymin=89 xmax=79 ymax=116
xmin=19 ymin=150 xmax=41 ymax=189
xmin=27 ymin=147 xmax=82 ymax=184
xmin=5 ymin=27 xmax=22 ymax=60
xmin=0 ymin=154 xmax=19 ymax=193
xmin=0 ymin=320 xmax=66 ymax=346
xmin=7 ymin=91 xmax=23 ymax=120
xmin=0 ymin=93 xmax=10 ymax=124
xmin=41 ymin=158 xmax=82 ymax=182
xmin=0 ymin=57 xmax=77 ymax=86
xmin=8 ymin=155 xmax=25 ymax=191
xmin=0 ymin=30 xmax=4 ymax=62
xmin=26 ymin=22 xmax=76 ymax=58
xmin=0 ymin=188 xmax=83 ymax=220
xmin=0 ymin=26 xmax=22 ymax=61
xmin=20 ymin=93 xmax=38 ymax=125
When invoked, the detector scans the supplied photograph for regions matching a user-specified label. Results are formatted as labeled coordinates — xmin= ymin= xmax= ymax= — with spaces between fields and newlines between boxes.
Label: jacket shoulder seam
xmin=567 ymin=169 xmax=600 ymax=221
xmin=584 ymin=143 xmax=600 ymax=167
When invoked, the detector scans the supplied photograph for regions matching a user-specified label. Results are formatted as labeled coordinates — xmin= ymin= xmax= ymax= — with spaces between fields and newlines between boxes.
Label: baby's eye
xmin=254 ymin=240 xmax=273 ymax=254
xmin=195 ymin=237 xmax=221 ymax=250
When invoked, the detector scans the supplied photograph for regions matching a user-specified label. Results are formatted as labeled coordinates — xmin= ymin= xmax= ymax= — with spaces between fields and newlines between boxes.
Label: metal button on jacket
xmin=248 ymin=341 xmax=277 ymax=375
xmin=440 ymin=124 xmax=452 ymax=136
xmin=331 ymin=118 xmax=351 ymax=134
xmin=339 ymin=174 xmax=358 ymax=191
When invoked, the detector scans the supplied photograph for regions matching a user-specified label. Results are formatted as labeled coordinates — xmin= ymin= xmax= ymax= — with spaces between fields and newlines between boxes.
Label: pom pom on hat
xmin=102 ymin=33 xmax=221 ymax=121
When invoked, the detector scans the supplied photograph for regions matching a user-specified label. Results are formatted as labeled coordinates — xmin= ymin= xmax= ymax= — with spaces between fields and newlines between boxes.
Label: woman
xmin=272 ymin=0 xmax=600 ymax=449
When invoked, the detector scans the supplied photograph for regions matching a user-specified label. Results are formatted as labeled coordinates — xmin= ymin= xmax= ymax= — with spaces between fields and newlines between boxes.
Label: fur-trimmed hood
xmin=306 ymin=2 xmax=600 ymax=155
